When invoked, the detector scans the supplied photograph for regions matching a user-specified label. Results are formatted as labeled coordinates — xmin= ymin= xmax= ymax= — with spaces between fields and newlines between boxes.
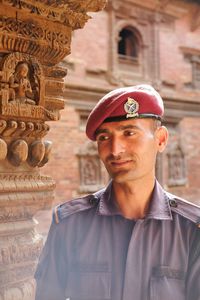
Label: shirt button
xmin=196 ymin=222 xmax=200 ymax=229
xmin=169 ymin=199 xmax=178 ymax=208
xmin=89 ymin=197 xmax=96 ymax=205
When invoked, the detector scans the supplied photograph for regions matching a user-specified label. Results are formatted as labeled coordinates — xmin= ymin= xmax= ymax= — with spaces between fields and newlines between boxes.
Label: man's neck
xmin=113 ymin=177 xmax=155 ymax=219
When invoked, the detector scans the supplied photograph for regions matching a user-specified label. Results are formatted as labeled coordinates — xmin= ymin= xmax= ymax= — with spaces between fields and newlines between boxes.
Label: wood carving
xmin=0 ymin=139 xmax=7 ymax=160
xmin=0 ymin=52 xmax=63 ymax=122
xmin=77 ymin=141 xmax=104 ymax=193
xmin=167 ymin=144 xmax=187 ymax=186
xmin=0 ymin=0 xmax=107 ymax=298
xmin=8 ymin=62 xmax=36 ymax=104
xmin=28 ymin=141 xmax=45 ymax=167
xmin=8 ymin=139 xmax=28 ymax=166
xmin=38 ymin=140 xmax=52 ymax=167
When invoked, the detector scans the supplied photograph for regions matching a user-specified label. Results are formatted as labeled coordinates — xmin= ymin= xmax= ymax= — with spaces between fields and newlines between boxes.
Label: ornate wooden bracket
xmin=0 ymin=0 xmax=107 ymax=299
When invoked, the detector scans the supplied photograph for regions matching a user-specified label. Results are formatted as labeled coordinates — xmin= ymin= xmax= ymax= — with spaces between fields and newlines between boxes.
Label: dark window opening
xmin=194 ymin=62 xmax=200 ymax=88
xmin=118 ymin=28 xmax=139 ymax=58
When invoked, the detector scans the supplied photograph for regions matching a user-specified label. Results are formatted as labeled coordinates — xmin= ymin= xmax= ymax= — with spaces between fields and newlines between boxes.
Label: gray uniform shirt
xmin=35 ymin=181 xmax=200 ymax=300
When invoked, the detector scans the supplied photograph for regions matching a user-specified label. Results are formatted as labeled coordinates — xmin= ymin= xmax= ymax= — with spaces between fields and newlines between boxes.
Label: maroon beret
xmin=86 ymin=84 xmax=164 ymax=141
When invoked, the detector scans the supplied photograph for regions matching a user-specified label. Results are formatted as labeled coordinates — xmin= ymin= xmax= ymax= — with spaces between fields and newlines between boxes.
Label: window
xmin=118 ymin=27 xmax=139 ymax=61
xmin=182 ymin=50 xmax=200 ymax=90
xmin=193 ymin=61 xmax=200 ymax=89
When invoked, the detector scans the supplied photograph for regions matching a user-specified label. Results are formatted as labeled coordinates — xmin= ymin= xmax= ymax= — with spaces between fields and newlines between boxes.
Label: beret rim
xmin=86 ymin=84 xmax=164 ymax=141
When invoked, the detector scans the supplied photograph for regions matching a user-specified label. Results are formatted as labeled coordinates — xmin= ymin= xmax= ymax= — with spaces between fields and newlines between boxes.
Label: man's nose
xmin=110 ymin=136 xmax=125 ymax=156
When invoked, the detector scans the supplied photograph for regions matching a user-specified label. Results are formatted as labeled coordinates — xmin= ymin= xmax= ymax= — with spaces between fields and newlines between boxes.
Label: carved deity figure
xmin=9 ymin=62 xmax=36 ymax=105
xmin=82 ymin=158 xmax=97 ymax=185
xmin=168 ymin=146 xmax=186 ymax=186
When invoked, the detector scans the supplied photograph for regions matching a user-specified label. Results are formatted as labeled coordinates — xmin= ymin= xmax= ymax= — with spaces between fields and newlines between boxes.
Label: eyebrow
xmin=95 ymin=124 xmax=141 ymax=136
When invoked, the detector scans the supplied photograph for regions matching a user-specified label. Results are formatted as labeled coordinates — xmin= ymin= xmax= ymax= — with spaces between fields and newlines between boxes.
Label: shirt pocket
xmin=150 ymin=266 xmax=185 ymax=300
xmin=65 ymin=263 xmax=111 ymax=300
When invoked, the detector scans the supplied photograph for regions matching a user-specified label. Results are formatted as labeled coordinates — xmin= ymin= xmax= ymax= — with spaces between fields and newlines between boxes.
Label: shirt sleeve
xmin=34 ymin=221 xmax=67 ymax=300
xmin=186 ymin=227 xmax=200 ymax=300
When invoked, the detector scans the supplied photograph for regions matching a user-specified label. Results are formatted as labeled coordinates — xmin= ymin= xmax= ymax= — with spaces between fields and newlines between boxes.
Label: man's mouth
xmin=110 ymin=160 xmax=132 ymax=167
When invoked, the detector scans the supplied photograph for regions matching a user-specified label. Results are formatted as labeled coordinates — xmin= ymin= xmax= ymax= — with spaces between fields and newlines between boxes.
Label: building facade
xmin=42 ymin=0 xmax=200 ymax=215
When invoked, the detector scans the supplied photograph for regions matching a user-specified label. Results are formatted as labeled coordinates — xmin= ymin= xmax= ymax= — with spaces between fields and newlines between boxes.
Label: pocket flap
xmin=66 ymin=263 xmax=111 ymax=300
xmin=152 ymin=266 xmax=185 ymax=280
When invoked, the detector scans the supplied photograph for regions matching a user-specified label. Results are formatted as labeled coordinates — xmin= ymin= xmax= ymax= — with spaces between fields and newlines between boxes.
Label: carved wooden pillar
xmin=0 ymin=0 xmax=106 ymax=299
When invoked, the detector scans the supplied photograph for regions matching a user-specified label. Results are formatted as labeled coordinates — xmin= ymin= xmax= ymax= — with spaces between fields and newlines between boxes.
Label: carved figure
xmin=82 ymin=159 xmax=98 ymax=185
xmin=168 ymin=145 xmax=186 ymax=186
xmin=77 ymin=141 xmax=103 ymax=192
xmin=9 ymin=62 xmax=36 ymax=105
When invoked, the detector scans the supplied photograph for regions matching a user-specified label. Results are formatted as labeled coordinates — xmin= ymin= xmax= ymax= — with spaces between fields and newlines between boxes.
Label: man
xmin=35 ymin=84 xmax=200 ymax=300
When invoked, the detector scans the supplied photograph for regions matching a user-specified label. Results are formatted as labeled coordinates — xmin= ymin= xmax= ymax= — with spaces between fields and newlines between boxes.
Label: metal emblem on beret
xmin=124 ymin=97 xmax=139 ymax=118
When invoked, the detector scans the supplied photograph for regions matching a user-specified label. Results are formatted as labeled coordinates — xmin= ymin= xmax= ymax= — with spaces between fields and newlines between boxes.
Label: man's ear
xmin=156 ymin=126 xmax=168 ymax=153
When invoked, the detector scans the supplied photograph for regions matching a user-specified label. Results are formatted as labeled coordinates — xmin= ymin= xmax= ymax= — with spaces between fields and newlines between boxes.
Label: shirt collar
xmin=97 ymin=180 xmax=120 ymax=216
xmin=97 ymin=180 xmax=173 ymax=220
xmin=146 ymin=181 xmax=172 ymax=220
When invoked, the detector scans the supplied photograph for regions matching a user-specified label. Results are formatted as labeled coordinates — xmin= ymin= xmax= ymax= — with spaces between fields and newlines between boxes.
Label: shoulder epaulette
xmin=166 ymin=192 xmax=200 ymax=228
xmin=53 ymin=188 xmax=105 ymax=224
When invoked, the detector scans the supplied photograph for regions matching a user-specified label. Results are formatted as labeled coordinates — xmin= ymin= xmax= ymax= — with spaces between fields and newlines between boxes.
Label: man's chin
xmin=110 ymin=170 xmax=131 ymax=183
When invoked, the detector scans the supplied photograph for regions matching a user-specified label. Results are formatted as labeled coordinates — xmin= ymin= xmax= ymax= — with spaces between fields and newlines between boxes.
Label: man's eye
xmin=97 ymin=135 xmax=109 ymax=141
xmin=124 ymin=130 xmax=135 ymax=136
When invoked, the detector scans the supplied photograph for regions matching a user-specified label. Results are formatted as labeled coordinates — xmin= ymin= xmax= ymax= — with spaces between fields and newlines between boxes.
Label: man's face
xmin=96 ymin=118 xmax=168 ymax=184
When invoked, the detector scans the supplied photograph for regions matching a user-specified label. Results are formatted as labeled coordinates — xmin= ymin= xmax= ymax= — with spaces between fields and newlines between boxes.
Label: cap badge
xmin=124 ymin=97 xmax=139 ymax=118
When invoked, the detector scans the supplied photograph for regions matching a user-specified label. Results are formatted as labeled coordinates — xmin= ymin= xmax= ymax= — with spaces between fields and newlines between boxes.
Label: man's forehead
xmin=96 ymin=118 xmax=153 ymax=134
